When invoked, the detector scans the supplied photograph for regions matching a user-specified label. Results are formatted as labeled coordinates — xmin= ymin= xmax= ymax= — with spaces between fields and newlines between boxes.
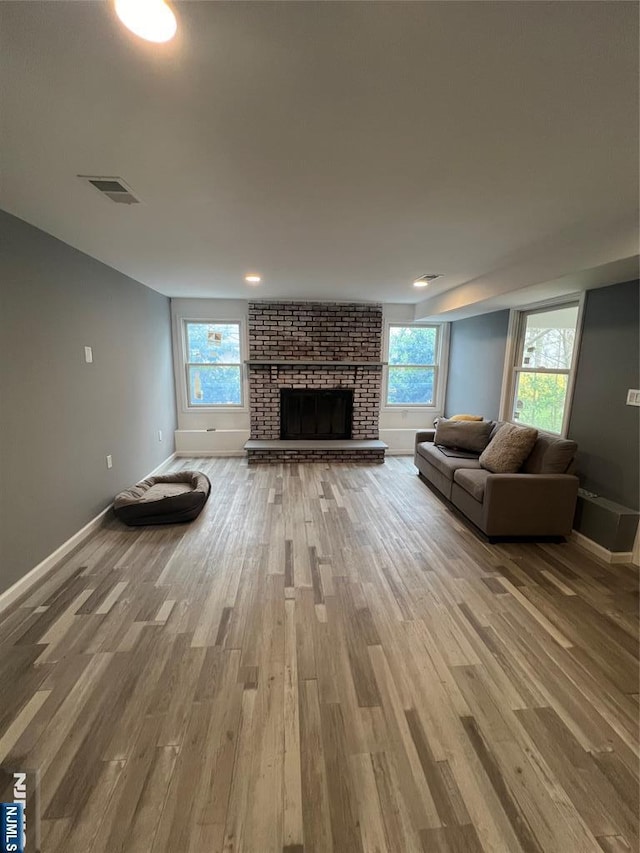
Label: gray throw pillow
xmin=521 ymin=433 xmax=577 ymax=474
xmin=434 ymin=418 xmax=494 ymax=453
xmin=479 ymin=423 xmax=538 ymax=473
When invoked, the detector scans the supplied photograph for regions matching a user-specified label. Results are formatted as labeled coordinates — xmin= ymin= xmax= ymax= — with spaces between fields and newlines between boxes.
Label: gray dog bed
xmin=113 ymin=470 xmax=211 ymax=526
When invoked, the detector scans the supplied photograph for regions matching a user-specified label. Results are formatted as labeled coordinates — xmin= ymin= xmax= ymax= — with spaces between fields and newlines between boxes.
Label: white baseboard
xmin=175 ymin=451 xmax=245 ymax=458
xmin=0 ymin=506 xmax=112 ymax=615
xmin=0 ymin=452 xmax=176 ymax=616
xmin=146 ymin=452 xmax=176 ymax=476
xmin=570 ymin=530 xmax=635 ymax=565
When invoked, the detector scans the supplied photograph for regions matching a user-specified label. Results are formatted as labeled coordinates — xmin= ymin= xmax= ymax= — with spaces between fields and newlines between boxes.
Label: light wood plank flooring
xmin=0 ymin=457 xmax=638 ymax=852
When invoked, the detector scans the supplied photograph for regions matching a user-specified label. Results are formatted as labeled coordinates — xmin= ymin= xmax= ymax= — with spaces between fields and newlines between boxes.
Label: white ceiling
xmin=1 ymin=1 xmax=638 ymax=314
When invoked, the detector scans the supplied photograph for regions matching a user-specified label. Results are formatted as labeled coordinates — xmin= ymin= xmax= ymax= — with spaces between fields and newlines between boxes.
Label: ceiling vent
xmin=79 ymin=176 xmax=141 ymax=205
xmin=414 ymin=274 xmax=442 ymax=284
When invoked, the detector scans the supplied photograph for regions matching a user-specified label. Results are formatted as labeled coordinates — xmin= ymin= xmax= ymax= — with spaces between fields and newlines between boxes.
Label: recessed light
xmin=413 ymin=274 xmax=442 ymax=288
xmin=115 ymin=0 xmax=177 ymax=43
xmin=245 ymin=274 xmax=262 ymax=285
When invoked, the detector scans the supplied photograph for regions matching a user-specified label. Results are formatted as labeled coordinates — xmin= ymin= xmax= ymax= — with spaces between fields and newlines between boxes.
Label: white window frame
xmin=382 ymin=322 xmax=450 ymax=411
xmin=499 ymin=294 xmax=585 ymax=437
xmin=180 ymin=318 xmax=247 ymax=411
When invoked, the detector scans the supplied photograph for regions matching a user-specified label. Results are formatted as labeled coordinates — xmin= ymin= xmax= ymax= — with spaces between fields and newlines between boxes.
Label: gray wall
xmin=568 ymin=278 xmax=639 ymax=510
xmin=0 ymin=211 xmax=177 ymax=595
xmin=445 ymin=310 xmax=510 ymax=419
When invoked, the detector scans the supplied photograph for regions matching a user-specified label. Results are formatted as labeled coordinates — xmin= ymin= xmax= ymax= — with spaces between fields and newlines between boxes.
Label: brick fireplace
xmin=245 ymin=301 xmax=385 ymax=463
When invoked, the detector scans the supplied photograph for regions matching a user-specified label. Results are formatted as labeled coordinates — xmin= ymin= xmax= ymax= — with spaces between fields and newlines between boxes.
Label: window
xmin=184 ymin=321 xmax=243 ymax=407
xmin=509 ymin=303 xmax=580 ymax=434
xmin=386 ymin=324 xmax=440 ymax=406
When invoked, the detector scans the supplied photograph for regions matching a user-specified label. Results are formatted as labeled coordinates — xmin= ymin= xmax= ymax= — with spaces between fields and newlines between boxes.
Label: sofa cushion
xmin=480 ymin=423 xmax=538 ymax=473
xmin=453 ymin=468 xmax=489 ymax=502
xmin=521 ymin=433 xmax=577 ymax=474
xmin=434 ymin=418 xmax=494 ymax=453
xmin=449 ymin=413 xmax=484 ymax=422
xmin=416 ymin=442 xmax=482 ymax=480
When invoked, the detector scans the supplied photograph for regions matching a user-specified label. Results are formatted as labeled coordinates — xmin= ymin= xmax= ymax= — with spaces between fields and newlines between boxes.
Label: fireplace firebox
xmin=280 ymin=389 xmax=353 ymax=440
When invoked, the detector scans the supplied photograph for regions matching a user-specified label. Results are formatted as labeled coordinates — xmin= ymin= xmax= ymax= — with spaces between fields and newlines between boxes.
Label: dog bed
xmin=113 ymin=470 xmax=211 ymax=526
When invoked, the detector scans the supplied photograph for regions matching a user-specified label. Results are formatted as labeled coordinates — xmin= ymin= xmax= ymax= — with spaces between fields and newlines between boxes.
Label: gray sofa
xmin=414 ymin=425 xmax=579 ymax=538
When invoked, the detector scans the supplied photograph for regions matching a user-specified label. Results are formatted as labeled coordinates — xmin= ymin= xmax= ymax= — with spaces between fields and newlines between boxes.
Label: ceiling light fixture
xmin=114 ymin=0 xmax=177 ymax=43
xmin=244 ymin=274 xmax=262 ymax=285
xmin=413 ymin=274 xmax=442 ymax=288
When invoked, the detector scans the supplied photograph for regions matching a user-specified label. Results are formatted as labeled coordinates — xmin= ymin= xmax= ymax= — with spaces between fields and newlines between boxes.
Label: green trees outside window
xmin=387 ymin=325 xmax=439 ymax=405
xmin=512 ymin=305 xmax=579 ymax=434
xmin=185 ymin=322 xmax=242 ymax=406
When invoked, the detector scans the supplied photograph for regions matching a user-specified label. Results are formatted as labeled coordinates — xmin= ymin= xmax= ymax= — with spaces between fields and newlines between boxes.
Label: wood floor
xmin=0 ymin=457 xmax=638 ymax=853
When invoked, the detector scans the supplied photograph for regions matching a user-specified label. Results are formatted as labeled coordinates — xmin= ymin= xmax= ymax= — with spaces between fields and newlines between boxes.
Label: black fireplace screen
xmin=280 ymin=389 xmax=353 ymax=440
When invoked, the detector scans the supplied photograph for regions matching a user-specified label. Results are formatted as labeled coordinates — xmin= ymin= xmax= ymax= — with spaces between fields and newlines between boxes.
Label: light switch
xmin=84 ymin=346 xmax=93 ymax=364
xmin=626 ymin=389 xmax=640 ymax=406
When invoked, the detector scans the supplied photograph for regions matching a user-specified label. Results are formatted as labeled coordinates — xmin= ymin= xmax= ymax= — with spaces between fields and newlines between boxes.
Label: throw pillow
xmin=479 ymin=423 xmax=538 ymax=473
xmin=449 ymin=413 xmax=483 ymax=422
xmin=521 ymin=434 xmax=577 ymax=474
xmin=434 ymin=418 xmax=494 ymax=453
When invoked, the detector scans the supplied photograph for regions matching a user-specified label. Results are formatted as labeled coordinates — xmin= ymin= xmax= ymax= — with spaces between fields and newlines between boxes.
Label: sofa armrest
xmin=415 ymin=429 xmax=436 ymax=447
xmin=483 ymin=473 xmax=579 ymax=536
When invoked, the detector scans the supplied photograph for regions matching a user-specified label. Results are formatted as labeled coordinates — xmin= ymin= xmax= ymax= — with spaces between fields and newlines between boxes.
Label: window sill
xmin=381 ymin=404 xmax=439 ymax=412
xmin=182 ymin=406 xmax=249 ymax=414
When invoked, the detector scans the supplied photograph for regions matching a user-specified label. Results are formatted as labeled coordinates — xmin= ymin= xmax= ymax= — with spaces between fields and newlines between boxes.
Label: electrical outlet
xmin=626 ymin=389 xmax=640 ymax=406
xmin=106 ymin=455 xmax=113 ymax=469
xmin=158 ymin=429 xmax=163 ymax=442
xmin=84 ymin=346 xmax=93 ymax=363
